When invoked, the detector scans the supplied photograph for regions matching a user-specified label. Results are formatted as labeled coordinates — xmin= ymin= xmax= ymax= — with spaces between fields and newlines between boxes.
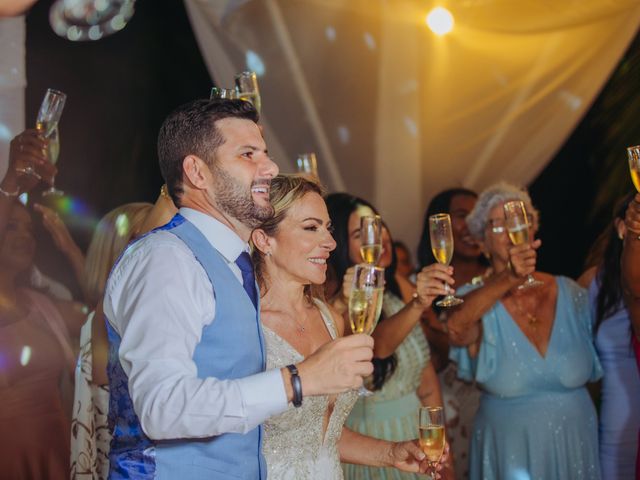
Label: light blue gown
xmin=450 ymin=276 xmax=602 ymax=480
xmin=589 ymin=277 xmax=640 ymax=479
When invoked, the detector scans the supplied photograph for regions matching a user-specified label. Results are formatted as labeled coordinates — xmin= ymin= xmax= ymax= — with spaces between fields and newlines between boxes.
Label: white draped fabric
xmin=0 ymin=16 xmax=26 ymax=181
xmin=184 ymin=0 xmax=640 ymax=248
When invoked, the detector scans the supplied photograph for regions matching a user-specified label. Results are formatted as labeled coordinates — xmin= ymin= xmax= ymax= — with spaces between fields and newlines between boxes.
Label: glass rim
xmin=235 ymin=70 xmax=257 ymax=78
xmin=627 ymin=145 xmax=640 ymax=151
xmin=429 ymin=213 xmax=450 ymax=222
xmin=419 ymin=405 xmax=444 ymax=413
xmin=46 ymin=88 xmax=66 ymax=98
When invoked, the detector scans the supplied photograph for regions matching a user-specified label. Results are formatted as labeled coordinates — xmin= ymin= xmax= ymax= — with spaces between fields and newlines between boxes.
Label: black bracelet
xmin=286 ymin=364 xmax=303 ymax=407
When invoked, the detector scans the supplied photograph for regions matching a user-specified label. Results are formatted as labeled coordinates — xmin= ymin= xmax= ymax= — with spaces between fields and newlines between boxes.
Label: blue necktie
xmin=235 ymin=251 xmax=258 ymax=309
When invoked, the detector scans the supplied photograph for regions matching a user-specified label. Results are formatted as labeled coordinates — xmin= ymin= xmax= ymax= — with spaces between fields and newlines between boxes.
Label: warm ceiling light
xmin=426 ymin=7 xmax=454 ymax=36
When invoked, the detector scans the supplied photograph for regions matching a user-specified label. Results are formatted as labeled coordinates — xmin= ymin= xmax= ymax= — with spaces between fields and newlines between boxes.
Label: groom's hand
xmin=289 ymin=334 xmax=373 ymax=397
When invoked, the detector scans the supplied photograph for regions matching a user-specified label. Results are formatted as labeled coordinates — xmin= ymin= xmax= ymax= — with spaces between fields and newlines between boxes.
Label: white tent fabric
xmin=0 ymin=16 xmax=26 ymax=181
xmin=184 ymin=0 xmax=640 ymax=249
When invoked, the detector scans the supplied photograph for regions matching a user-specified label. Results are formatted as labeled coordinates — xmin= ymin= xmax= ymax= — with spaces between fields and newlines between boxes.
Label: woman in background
xmin=416 ymin=188 xmax=485 ymax=479
xmin=447 ymin=183 xmax=601 ymax=480
xmin=578 ymin=192 xmax=640 ymax=479
xmin=324 ymin=192 xmax=453 ymax=480
xmin=0 ymin=130 xmax=85 ymax=479
xmin=70 ymin=201 xmax=154 ymax=479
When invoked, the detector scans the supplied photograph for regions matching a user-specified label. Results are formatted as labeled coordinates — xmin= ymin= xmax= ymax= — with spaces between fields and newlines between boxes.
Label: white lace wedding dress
xmin=262 ymin=300 xmax=358 ymax=480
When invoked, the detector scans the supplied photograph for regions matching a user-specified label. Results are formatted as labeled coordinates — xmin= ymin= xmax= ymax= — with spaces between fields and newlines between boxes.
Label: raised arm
xmin=447 ymin=241 xmax=539 ymax=350
xmin=0 ymin=130 xmax=54 ymax=233
xmin=370 ymin=264 xmax=454 ymax=358
xmin=622 ymin=193 xmax=640 ymax=337
xmin=34 ymin=203 xmax=85 ymax=286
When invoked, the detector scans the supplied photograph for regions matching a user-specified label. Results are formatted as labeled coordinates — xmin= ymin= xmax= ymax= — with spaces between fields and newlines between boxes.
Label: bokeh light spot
xmin=325 ymin=26 xmax=336 ymax=42
xmin=246 ymin=50 xmax=266 ymax=77
xmin=115 ymin=213 xmax=130 ymax=238
xmin=426 ymin=7 xmax=454 ymax=36
xmin=20 ymin=346 xmax=32 ymax=367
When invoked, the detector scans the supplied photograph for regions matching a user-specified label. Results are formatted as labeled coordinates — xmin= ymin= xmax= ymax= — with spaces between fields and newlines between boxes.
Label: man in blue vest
xmin=103 ymin=99 xmax=374 ymax=478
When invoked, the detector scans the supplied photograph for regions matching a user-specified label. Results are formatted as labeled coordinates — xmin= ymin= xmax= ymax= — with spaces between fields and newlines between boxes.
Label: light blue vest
xmin=106 ymin=214 xmax=267 ymax=479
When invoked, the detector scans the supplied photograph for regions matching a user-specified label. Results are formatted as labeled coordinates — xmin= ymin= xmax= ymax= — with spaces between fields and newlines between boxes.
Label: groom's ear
xmin=251 ymin=228 xmax=272 ymax=254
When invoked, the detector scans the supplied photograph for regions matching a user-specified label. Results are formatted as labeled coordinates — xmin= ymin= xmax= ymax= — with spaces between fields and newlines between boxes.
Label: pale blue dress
xmin=588 ymin=277 xmax=640 ymax=479
xmin=450 ymin=276 xmax=602 ymax=480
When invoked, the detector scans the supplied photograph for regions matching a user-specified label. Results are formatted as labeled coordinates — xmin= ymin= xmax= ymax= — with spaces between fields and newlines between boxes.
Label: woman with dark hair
xmin=417 ymin=188 xmax=486 ymax=479
xmin=620 ymin=192 xmax=640 ymax=479
xmin=578 ymin=192 xmax=640 ymax=479
xmin=324 ymin=193 xmax=454 ymax=480
xmin=0 ymin=130 xmax=86 ymax=479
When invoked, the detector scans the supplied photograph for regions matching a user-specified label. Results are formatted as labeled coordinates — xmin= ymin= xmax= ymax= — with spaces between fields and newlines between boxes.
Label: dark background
xmin=24 ymin=0 xmax=640 ymax=296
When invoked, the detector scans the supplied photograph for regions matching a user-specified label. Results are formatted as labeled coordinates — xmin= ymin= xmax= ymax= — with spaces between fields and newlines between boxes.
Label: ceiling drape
xmin=184 ymin=0 xmax=640 ymax=248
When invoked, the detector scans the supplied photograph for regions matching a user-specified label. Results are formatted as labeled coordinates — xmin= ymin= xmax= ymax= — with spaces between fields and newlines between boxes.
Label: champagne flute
xmin=210 ymin=87 xmax=238 ymax=100
xmin=235 ymin=71 xmax=261 ymax=114
xmin=360 ymin=215 xmax=382 ymax=265
xmin=429 ymin=213 xmax=463 ymax=307
xmin=296 ymin=153 xmax=319 ymax=178
xmin=503 ymin=200 xmax=543 ymax=289
xmin=36 ymin=89 xmax=66 ymax=196
xmin=628 ymin=145 xmax=640 ymax=192
xmin=348 ymin=264 xmax=385 ymax=396
xmin=418 ymin=406 xmax=446 ymax=476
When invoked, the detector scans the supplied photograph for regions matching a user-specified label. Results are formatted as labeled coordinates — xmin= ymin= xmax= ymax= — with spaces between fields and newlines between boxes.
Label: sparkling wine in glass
xmin=235 ymin=71 xmax=261 ymax=114
xmin=210 ymin=87 xmax=238 ymax=100
xmin=418 ymin=406 xmax=445 ymax=475
xmin=628 ymin=145 xmax=640 ymax=192
xmin=429 ymin=213 xmax=463 ymax=307
xmin=360 ymin=215 xmax=382 ymax=265
xmin=349 ymin=264 xmax=384 ymax=396
xmin=503 ymin=200 xmax=543 ymax=289
xmin=296 ymin=153 xmax=318 ymax=178
xmin=37 ymin=88 xmax=66 ymax=196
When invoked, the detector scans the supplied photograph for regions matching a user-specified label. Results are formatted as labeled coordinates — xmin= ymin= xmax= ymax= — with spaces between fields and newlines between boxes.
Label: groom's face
xmin=209 ymin=117 xmax=279 ymax=229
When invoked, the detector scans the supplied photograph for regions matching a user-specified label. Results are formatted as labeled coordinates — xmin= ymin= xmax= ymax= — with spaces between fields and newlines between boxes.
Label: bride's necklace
xmin=292 ymin=316 xmax=306 ymax=333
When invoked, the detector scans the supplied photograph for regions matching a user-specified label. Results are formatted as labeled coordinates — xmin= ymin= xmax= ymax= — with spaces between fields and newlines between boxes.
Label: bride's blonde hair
xmin=252 ymin=174 xmax=326 ymax=302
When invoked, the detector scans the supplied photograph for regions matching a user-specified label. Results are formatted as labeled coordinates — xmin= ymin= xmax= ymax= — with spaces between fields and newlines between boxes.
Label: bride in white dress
xmin=251 ymin=174 xmax=444 ymax=479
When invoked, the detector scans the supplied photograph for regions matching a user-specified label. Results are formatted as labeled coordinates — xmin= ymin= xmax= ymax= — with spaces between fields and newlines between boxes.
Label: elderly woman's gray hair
xmin=466 ymin=182 xmax=539 ymax=241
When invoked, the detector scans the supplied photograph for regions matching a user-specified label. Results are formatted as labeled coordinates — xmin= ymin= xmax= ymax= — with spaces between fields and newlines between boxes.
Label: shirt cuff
xmin=236 ymin=368 xmax=288 ymax=430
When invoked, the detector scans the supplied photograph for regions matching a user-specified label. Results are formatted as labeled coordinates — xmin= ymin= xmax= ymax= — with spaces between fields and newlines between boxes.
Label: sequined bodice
xmin=262 ymin=300 xmax=358 ymax=480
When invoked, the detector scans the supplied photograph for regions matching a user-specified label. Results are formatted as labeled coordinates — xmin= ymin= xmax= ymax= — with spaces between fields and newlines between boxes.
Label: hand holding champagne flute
xmin=418 ymin=406 xmax=446 ymax=477
xmin=36 ymin=88 xmax=66 ymax=196
xmin=360 ymin=215 xmax=382 ymax=265
xmin=429 ymin=213 xmax=463 ymax=307
xmin=348 ymin=264 xmax=384 ymax=396
xmin=503 ymin=200 xmax=543 ymax=289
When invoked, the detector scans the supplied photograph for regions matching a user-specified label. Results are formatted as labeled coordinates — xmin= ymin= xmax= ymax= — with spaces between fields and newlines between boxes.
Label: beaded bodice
xmin=262 ymin=300 xmax=358 ymax=480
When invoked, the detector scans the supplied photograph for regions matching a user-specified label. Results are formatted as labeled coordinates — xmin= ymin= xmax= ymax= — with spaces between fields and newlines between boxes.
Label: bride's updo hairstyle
xmin=252 ymin=173 xmax=326 ymax=301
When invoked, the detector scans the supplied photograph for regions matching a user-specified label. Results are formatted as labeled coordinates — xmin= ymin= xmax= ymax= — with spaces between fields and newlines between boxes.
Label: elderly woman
xmin=446 ymin=183 xmax=602 ymax=480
